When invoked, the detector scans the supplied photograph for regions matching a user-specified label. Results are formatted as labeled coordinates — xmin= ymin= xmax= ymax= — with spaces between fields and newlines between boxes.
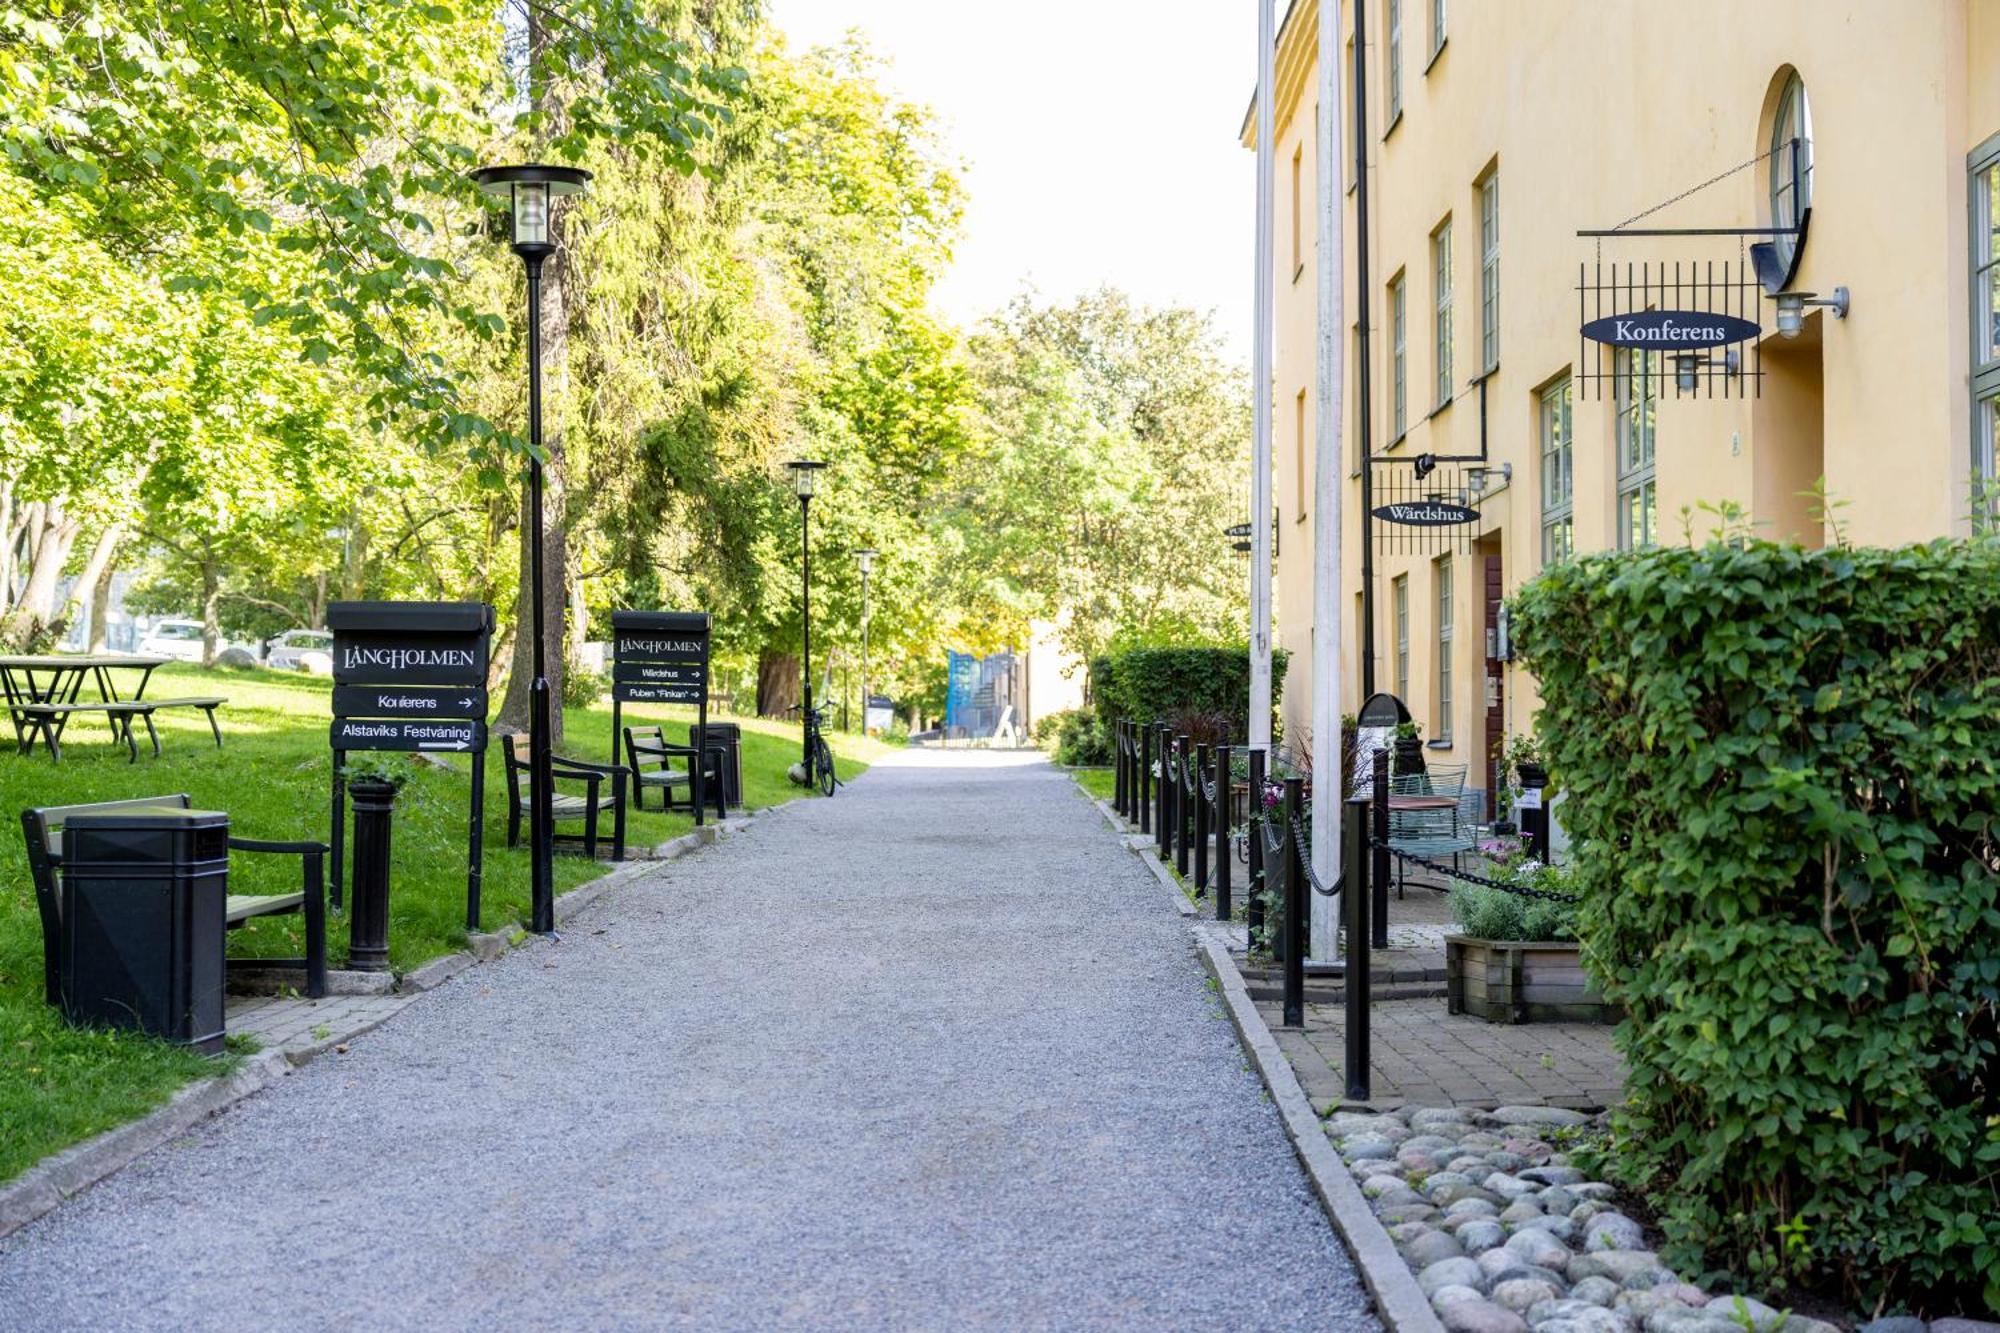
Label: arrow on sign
xmin=420 ymin=740 xmax=472 ymax=752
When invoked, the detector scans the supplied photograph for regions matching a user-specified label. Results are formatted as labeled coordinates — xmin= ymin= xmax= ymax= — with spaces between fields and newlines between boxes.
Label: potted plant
xmin=1392 ymin=720 xmax=1426 ymax=778
xmin=1443 ymin=855 xmax=1614 ymax=1024
xmin=1490 ymin=732 xmax=1546 ymax=834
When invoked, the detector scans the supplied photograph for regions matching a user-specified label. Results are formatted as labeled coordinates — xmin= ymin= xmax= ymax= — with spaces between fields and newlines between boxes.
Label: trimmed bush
xmin=1513 ymin=539 xmax=2000 ymax=1314
xmin=1091 ymin=646 xmax=1288 ymax=743
xmin=1037 ymin=709 xmax=1112 ymax=766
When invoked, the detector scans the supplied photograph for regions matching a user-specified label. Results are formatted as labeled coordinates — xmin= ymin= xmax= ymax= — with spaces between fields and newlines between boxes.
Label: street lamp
xmin=788 ymin=460 xmax=827 ymax=770
xmin=471 ymin=162 xmax=590 ymax=935
xmin=855 ymin=547 xmax=878 ymax=735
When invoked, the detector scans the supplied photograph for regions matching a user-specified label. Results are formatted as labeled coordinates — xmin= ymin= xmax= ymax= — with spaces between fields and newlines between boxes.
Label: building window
xmin=1478 ymin=173 xmax=1499 ymax=372
xmin=1433 ymin=219 xmax=1453 ymax=408
xmin=1295 ymin=388 xmax=1309 ymax=520
xmin=1615 ymin=348 xmax=1659 ymax=550
xmin=1540 ymin=375 xmax=1574 ymax=564
xmin=1435 ymin=555 xmax=1453 ymax=743
xmin=1431 ymin=0 xmax=1446 ymax=59
xmin=1768 ymin=72 xmax=1814 ymax=276
xmin=1386 ymin=0 xmax=1402 ymax=125
xmin=1393 ymin=575 xmax=1410 ymax=703
xmin=1974 ymin=136 xmax=2000 ymax=519
xmin=1290 ymin=145 xmax=1304 ymax=280
xmin=1390 ymin=273 xmax=1407 ymax=438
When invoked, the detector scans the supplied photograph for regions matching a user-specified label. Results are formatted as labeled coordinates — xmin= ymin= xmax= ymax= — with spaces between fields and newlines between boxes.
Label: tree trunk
xmin=756 ymin=649 xmax=800 ymax=718
xmin=494 ymin=6 xmax=572 ymax=746
xmin=5 ymin=498 xmax=81 ymax=646
xmin=87 ymin=549 xmax=118 ymax=652
xmin=65 ymin=524 xmax=122 ymax=650
xmin=200 ymin=555 xmax=221 ymax=668
xmin=0 ymin=480 xmax=15 ymax=615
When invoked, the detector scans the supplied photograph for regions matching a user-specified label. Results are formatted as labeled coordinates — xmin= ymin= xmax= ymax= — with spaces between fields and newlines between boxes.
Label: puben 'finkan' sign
xmin=1580 ymin=309 xmax=1760 ymax=350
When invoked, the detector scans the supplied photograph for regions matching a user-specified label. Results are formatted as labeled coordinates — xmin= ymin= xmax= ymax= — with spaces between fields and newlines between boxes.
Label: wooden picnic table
xmin=0 ymin=654 xmax=170 ymax=760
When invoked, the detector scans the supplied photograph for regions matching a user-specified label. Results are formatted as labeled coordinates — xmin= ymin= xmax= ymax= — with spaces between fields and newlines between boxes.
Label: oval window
xmin=1768 ymin=72 xmax=1814 ymax=271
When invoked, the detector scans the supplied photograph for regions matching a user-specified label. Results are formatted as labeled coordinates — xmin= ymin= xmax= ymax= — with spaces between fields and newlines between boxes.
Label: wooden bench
xmin=622 ymin=724 xmax=725 ymax=824
xmin=21 ymin=794 xmax=328 ymax=1003
xmin=499 ymin=734 xmax=628 ymax=862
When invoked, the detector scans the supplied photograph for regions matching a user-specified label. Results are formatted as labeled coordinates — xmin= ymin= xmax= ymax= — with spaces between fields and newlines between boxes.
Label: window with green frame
xmin=1615 ymin=347 xmax=1659 ymax=550
xmin=1479 ymin=172 xmax=1499 ymax=371
xmin=1390 ymin=273 xmax=1408 ymax=438
xmin=1393 ymin=574 xmax=1410 ymax=702
xmin=1435 ymin=554 xmax=1453 ymax=743
xmin=1386 ymin=0 xmax=1402 ymax=124
xmin=1973 ymin=133 xmax=2000 ymax=519
xmin=1433 ymin=218 xmax=1453 ymax=408
xmin=1540 ymin=375 xmax=1573 ymax=564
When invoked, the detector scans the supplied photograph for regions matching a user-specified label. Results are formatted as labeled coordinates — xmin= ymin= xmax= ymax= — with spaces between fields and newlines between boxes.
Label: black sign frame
xmin=609 ymin=609 xmax=715 ymax=822
xmin=325 ymin=600 xmax=495 ymax=930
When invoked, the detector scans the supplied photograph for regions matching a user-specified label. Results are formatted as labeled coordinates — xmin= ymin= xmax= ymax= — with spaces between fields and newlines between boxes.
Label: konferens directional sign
xmin=1580 ymin=309 xmax=1760 ymax=349
xmin=331 ymin=685 xmax=486 ymax=721
xmin=1372 ymin=500 xmax=1481 ymax=527
xmin=331 ymin=719 xmax=484 ymax=753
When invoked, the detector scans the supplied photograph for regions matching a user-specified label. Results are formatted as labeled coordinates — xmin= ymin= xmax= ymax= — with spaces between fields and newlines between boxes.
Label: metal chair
xmin=1385 ymin=787 xmax=1483 ymax=898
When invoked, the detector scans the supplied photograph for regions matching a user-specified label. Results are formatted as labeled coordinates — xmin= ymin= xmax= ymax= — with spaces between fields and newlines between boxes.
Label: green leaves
xmin=1511 ymin=538 xmax=2000 ymax=1315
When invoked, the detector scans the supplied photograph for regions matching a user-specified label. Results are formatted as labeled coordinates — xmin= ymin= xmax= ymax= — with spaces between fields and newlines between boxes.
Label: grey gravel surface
xmin=0 ymin=748 xmax=1377 ymax=1331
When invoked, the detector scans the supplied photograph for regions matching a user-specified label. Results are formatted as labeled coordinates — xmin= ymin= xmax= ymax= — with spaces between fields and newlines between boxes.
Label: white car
xmin=266 ymin=629 xmax=334 ymax=675
xmin=138 ymin=619 xmax=208 ymax=663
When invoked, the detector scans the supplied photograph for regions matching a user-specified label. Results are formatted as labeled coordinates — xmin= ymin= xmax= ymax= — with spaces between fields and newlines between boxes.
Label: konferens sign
xmin=1580 ymin=309 xmax=1760 ymax=350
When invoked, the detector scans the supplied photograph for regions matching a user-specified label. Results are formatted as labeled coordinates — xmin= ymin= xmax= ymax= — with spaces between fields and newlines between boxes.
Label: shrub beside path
xmin=0 ymin=747 xmax=1375 ymax=1330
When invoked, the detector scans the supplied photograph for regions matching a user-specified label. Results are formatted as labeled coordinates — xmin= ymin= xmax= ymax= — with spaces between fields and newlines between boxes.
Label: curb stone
xmin=1193 ymin=922 xmax=1442 ymax=1333
xmin=0 ymin=803 xmax=775 ymax=1239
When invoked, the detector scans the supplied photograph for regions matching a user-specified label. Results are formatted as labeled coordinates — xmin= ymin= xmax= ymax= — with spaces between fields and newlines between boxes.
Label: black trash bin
xmin=60 ymin=807 xmax=229 ymax=1053
xmin=693 ymin=722 xmax=743 ymax=810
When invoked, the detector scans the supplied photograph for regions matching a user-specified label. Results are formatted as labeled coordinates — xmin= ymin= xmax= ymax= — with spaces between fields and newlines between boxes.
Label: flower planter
xmin=1444 ymin=935 xmax=1617 ymax=1025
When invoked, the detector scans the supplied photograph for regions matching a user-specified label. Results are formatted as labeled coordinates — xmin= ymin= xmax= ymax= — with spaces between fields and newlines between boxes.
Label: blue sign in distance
xmin=1580 ymin=309 xmax=1760 ymax=349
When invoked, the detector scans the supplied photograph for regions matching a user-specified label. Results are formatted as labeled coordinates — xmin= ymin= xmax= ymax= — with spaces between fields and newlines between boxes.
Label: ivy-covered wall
xmin=1514 ymin=540 xmax=2000 ymax=1313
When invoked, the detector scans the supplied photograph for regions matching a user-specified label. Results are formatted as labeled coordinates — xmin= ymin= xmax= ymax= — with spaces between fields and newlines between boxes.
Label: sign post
xmin=326 ymin=601 xmax=494 ymax=930
xmin=610 ymin=611 xmax=713 ymax=821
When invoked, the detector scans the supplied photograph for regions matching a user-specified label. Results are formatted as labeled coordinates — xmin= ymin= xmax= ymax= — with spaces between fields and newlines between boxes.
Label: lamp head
xmin=855 ymin=547 xmax=878 ymax=576
xmin=471 ymin=164 xmax=591 ymax=258
xmin=787 ymin=459 xmax=827 ymax=499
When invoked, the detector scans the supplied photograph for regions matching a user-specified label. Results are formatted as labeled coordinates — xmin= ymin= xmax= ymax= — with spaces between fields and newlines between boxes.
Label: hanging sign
xmin=1580 ymin=309 xmax=1759 ymax=350
xmin=1372 ymin=500 xmax=1481 ymax=527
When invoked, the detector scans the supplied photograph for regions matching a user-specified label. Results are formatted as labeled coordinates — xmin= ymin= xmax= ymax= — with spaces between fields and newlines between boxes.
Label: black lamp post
xmin=788 ymin=460 xmax=826 ymax=769
xmin=472 ymin=162 xmax=590 ymax=935
xmin=855 ymin=547 xmax=877 ymax=734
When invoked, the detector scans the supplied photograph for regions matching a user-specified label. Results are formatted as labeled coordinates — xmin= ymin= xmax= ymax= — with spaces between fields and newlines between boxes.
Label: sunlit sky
xmin=772 ymin=0 xmax=1253 ymax=364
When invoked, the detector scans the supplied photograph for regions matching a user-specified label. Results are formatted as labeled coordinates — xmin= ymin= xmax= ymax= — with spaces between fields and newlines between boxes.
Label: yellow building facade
xmin=1250 ymin=0 xmax=2000 ymax=795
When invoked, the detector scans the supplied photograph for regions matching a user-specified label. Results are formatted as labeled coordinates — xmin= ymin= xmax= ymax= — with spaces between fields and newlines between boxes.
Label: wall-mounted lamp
xmin=1774 ymin=286 xmax=1849 ymax=338
xmin=1465 ymin=462 xmax=1513 ymax=496
xmin=1413 ymin=452 xmax=1439 ymax=480
xmin=1672 ymin=348 xmax=1743 ymax=392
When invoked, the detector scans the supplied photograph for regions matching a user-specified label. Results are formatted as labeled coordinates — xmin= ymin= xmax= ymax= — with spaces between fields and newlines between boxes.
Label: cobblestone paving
xmin=225 ymin=992 xmax=414 ymax=1054
xmin=0 ymin=749 xmax=1375 ymax=1330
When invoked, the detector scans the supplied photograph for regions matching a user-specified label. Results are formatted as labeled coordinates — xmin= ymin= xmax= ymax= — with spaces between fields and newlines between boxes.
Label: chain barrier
xmin=1181 ymin=761 xmax=1199 ymax=797
xmin=1286 ymin=821 xmax=1340 ymax=898
xmin=1200 ymin=771 xmax=1219 ymax=803
xmin=1379 ymin=845 xmax=1580 ymax=902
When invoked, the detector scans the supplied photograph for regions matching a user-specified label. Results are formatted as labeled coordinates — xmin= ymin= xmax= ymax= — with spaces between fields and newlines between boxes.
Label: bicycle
xmin=788 ymin=702 xmax=840 ymax=797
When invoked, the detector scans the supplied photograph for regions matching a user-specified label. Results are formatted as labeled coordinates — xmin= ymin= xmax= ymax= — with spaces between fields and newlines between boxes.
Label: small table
xmin=1386 ymin=793 xmax=1458 ymax=812
xmin=0 ymin=655 xmax=170 ymax=758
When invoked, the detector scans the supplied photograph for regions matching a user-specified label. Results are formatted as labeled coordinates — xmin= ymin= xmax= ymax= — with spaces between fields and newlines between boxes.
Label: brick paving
xmin=225 ymin=992 xmax=414 ymax=1056
xmin=1261 ymin=994 xmax=1626 ymax=1113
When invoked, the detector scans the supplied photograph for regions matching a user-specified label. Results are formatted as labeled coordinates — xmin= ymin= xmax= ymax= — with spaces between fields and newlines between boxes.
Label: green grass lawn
xmin=0 ymin=662 xmax=894 ymax=1183
xmin=1070 ymin=766 xmax=1115 ymax=802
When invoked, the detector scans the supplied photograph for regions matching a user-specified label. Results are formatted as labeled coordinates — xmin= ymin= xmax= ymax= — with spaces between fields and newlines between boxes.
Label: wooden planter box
xmin=1445 ymin=935 xmax=1618 ymax=1025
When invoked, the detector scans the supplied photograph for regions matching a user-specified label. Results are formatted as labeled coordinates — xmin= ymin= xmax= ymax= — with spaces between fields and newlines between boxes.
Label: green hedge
xmin=1089 ymin=646 xmax=1288 ymax=744
xmin=1513 ymin=540 xmax=2000 ymax=1314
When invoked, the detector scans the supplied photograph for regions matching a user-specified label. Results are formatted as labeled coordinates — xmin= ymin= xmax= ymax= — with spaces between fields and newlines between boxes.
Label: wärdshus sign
xmin=1372 ymin=499 xmax=1481 ymax=527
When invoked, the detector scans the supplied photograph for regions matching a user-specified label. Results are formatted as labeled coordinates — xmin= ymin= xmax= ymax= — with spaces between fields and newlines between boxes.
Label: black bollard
xmin=1282 ymin=776 xmax=1306 ymax=1028
xmin=1193 ymin=742 xmax=1211 ymax=894
xmin=1247 ymin=748 xmax=1266 ymax=944
xmin=1344 ymin=790 xmax=1372 ymax=1101
xmin=1168 ymin=732 xmax=1184 ymax=876
xmin=347 ymin=778 xmax=397 ymax=973
xmin=1371 ymin=748 xmax=1392 ymax=951
xmin=1144 ymin=728 xmax=1160 ymax=832
xmin=1213 ymin=744 xmax=1232 ymax=921
xmin=1155 ymin=724 xmax=1171 ymax=857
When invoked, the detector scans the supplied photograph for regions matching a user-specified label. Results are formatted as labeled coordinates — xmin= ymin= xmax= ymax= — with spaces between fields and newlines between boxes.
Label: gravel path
xmin=0 ymin=748 xmax=1376 ymax=1331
